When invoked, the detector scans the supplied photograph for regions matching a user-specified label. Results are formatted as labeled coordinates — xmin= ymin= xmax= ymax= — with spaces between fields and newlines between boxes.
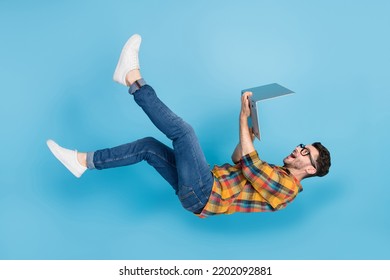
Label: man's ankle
xmin=77 ymin=152 xmax=87 ymax=167
xmin=126 ymin=69 xmax=142 ymax=86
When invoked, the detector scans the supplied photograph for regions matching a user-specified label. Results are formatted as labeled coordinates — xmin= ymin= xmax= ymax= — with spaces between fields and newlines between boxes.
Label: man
xmin=47 ymin=34 xmax=331 ymax=218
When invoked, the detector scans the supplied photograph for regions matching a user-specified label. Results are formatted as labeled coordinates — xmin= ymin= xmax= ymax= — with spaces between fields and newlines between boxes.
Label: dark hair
xmin=312 ymin=142 xmax=331 ymax=177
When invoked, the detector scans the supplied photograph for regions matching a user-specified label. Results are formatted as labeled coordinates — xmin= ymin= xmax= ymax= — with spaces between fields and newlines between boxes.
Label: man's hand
xmin=239 ymin=91 xmax=255 ymax=157
xmin=231 ymin=91 xmax=256 ymax=163
xmin=240 ymin=91 xmax=253 ymax=118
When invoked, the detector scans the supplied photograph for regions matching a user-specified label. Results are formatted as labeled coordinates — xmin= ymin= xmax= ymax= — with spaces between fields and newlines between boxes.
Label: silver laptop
xmin=241 ymin=83 xmax=294 ymax=140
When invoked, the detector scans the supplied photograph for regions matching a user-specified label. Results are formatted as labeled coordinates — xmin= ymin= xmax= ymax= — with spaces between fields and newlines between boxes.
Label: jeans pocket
xmin=178 ymin=185 xmax=203 ymax=212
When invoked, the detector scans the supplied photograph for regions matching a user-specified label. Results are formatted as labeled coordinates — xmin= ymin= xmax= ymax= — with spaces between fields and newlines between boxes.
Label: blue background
xmin=1 ymin=0 xmax=389 ymax=259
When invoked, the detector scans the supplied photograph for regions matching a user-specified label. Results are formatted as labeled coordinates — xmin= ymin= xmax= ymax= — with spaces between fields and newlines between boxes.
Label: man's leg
xmin=118 ymin=35 xmax=213 ymax=213
xmin=47 ymin=34 xmax=213 ymax=213
xmin=47 ymin=137 xmax=179 ymax=192
xmin=128 ymin=83 xmax=213 ymax=213
xmin=88 ymin=137 xmax=179 ymax=192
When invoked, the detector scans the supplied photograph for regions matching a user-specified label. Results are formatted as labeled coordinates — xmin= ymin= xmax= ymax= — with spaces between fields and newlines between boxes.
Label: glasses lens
xmin=298 ymin=144 xmax=317 ymax=169
xmin=298 ymin=144 xmax=308 ymax=155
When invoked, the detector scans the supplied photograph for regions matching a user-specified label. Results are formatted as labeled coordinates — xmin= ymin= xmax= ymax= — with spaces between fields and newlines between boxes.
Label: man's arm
xmin=231 ymin=142 xmax=242 ymax=164
xmin=231 ymin=127 xmax=255 ymax=163
xmin=231 ymin=91 xmax=256 ymax=163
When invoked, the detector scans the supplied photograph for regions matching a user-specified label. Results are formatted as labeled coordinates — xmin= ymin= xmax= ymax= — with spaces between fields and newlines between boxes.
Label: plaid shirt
xmin=197 ymin=150 xmax=303 ymax=218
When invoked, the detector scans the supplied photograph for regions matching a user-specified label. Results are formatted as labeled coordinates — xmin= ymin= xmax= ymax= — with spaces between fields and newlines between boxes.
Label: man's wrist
xmin=240 ymin=113 xmax=249 ymax=123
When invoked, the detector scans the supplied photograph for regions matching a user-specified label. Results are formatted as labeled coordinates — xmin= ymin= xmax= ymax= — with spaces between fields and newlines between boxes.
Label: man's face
xmin=283 ymin=144 xmax=319 ymax=171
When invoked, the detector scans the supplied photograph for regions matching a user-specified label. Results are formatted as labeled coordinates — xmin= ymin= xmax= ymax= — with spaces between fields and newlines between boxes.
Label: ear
xmin=305 ymin=166 xmax=317 ymax=176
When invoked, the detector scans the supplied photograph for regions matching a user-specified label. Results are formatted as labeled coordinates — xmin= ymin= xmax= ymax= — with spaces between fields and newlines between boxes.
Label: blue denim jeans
xmin=87 ymin=83 xmax=214 ymax=213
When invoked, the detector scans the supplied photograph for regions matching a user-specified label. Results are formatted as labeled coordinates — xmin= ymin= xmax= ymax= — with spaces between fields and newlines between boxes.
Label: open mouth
xmin=290 ymin=151 xmax=297 ymax=158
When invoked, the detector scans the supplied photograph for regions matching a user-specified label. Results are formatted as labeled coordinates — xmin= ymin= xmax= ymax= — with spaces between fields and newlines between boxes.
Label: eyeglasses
xmin=298 ymin=144 xmax=317 ymax=169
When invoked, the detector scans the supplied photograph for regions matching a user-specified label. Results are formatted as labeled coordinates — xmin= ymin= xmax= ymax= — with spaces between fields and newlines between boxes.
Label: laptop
xmin=241 ymin=83 xmax=294 ymax=140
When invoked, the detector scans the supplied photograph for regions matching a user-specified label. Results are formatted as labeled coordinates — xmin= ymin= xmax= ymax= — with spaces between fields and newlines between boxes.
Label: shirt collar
xmin=279 ymin=166 xmax=303 ymax=192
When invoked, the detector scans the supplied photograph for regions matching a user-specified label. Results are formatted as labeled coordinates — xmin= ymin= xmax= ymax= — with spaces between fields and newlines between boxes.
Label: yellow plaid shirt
xmin=197 ymin=150 xmax=302 ymax=218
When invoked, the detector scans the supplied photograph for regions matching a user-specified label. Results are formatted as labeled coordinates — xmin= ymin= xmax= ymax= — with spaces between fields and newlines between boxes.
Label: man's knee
xmin=139 ymin=136 xmax=159 ymax=144
xmin=179 ymin=121 xmax=196 ymax=137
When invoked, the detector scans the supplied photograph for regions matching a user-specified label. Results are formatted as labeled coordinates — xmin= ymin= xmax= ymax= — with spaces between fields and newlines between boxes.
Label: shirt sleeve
xmin=240 ymin=150 xmax=292 ymax=210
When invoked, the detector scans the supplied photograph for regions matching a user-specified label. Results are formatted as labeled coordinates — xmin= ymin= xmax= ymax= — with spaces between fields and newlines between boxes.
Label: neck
xmin=286 ymin=168 xmax=305 ymax=182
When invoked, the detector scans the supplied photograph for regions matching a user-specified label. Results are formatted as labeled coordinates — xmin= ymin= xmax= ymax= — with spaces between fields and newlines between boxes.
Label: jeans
xmin=86 ymin=83 xmax=214 ymax=213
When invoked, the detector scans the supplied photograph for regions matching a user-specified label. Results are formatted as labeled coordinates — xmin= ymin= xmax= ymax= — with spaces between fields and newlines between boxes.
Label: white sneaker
xmin=113 ymin=34 xmax=142 ymax=86
xmin=46 ymin=139 xmax=87 ymax=178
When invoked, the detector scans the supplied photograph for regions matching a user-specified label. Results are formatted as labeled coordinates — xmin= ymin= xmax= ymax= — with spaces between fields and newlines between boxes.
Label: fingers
xmin=241 ymin=91 xmax=252 ymax=107
xmin=240 ymin=91 xmax=252 ymax=117
xmin=242 ymin=91 xmax=253 ymax=101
